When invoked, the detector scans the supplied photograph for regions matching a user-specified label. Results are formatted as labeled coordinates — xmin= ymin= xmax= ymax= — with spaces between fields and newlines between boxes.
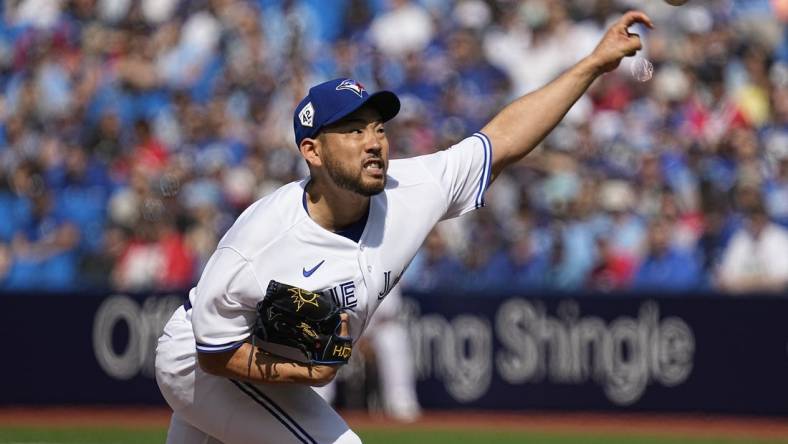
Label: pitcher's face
xmin=318 ymin=106 xmax=389 ymax=196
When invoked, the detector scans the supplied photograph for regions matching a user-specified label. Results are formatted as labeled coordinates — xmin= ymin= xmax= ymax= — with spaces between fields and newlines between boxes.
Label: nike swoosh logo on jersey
xmin=302 ymin=260 xmax=325 ymax=277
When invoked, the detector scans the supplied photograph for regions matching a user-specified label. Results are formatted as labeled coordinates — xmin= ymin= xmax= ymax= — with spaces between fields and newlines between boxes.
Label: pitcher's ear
xmin=300 ymin=136 xmax=322 ymax=168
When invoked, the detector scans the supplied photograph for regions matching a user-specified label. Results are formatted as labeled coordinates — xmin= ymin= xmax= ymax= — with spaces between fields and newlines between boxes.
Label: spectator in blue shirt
xmin=401 ymin=229 xmax=461 ymax=293
xmin=3 ymin=163 xmax=80 ymax=291
xmin=488 ymin=233 xmax=550 ymax=292
xmin=631 ymin=217 xmax=704 ymax=293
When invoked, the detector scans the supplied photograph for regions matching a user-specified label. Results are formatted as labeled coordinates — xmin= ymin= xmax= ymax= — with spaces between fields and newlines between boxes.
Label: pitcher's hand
xmin=588 ymin=11 xmax=654 ymax=74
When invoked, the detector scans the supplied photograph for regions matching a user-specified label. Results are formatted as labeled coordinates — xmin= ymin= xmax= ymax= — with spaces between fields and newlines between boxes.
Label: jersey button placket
xmin=356 ymin=243 xmax=374 ymax=335
xmin=359 ymin=243 xmax=372 ymax=273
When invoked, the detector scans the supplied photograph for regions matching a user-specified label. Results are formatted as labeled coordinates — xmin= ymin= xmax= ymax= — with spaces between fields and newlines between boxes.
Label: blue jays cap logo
xmin=336 ymin=79 xmax=366 ymax=98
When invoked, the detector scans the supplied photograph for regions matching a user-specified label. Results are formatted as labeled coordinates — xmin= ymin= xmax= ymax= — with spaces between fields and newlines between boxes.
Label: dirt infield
xmin=1 ymin=407 xmax=787 ymax=440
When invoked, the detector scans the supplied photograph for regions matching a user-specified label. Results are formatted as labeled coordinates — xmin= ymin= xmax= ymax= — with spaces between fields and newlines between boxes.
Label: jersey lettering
xmin=378 ymin=271 xmax=391 ymax=300
xmin=377 ymin=270 xmax=402 ymax=300
xmin=327 ymin=281 xmax=357 ymax=309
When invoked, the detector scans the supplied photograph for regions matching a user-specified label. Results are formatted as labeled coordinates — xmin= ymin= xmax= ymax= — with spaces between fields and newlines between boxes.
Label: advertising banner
xmin=0 ymin=292 xmax=183 ymax=405
xmin=406 ymin=293 xmax=788 ymax=415
xmin=1 ymin=291 xmax=786 ymax=415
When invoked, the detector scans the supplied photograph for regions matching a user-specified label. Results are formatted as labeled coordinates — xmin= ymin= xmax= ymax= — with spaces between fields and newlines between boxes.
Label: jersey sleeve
xmin=191 ymin=246 xmax=264 ymax=353
xmin=417 ymin=132 xmax=493 ymax=220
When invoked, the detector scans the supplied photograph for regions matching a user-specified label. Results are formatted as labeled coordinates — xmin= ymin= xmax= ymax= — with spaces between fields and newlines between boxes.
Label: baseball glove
xmin=253 ymin=280 xmax=352 ymax=365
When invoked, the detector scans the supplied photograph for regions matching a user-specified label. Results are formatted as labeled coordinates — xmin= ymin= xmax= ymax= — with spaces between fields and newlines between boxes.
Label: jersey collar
xmin=301 ymin=179 xmax=371 ymax=244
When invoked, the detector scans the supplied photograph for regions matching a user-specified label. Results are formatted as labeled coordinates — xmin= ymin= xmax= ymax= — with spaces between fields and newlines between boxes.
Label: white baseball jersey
xmin=155 ymin=132 xmax=492 ymax=444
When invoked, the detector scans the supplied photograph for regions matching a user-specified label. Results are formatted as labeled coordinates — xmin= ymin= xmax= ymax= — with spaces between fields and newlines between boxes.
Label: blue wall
xmin=1 ymin=291 xmax=786 ymax=415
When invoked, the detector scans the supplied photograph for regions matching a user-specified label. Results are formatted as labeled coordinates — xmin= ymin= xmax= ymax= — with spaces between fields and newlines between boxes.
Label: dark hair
xmin=743 ymin=199 xmax=767 ymax=217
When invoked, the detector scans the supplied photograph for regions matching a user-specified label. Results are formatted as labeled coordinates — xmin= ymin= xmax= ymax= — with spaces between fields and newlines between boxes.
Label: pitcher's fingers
xmin=627 ymin=32 xmax=643 ymax=51
xmin=620 ymin=10 xmax=654 ymax=29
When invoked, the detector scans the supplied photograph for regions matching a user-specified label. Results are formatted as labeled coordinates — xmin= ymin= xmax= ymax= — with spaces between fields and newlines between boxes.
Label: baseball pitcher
xmin=155 ymin=11 xmax=653 ymax=444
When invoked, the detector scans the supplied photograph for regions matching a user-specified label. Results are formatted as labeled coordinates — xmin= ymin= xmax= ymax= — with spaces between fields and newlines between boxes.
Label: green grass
xmin=358 ymin=429 xmax=788 ymax=444
xmin=0 ymin=427 xmax=786 ymax=444
xmin=0 ymin=427 xmax=166 ymax=444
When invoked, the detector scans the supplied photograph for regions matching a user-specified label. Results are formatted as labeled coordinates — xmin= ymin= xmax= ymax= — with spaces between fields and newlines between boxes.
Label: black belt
xmin=184 ymin=299 xmax=192 ymax=311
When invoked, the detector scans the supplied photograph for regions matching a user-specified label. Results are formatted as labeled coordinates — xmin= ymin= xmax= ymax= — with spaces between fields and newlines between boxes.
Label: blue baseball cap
xmin=293 ymin=78 xmax=401 ymax=148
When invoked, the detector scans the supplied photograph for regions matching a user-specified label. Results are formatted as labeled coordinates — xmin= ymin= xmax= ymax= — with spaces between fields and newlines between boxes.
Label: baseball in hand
xmin=664 ymin=0 xmax=689 ymax=5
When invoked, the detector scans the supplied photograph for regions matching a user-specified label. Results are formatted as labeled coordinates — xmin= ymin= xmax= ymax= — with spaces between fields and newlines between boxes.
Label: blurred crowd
xmin=0 ymin=0 xmax=787 ymax=295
